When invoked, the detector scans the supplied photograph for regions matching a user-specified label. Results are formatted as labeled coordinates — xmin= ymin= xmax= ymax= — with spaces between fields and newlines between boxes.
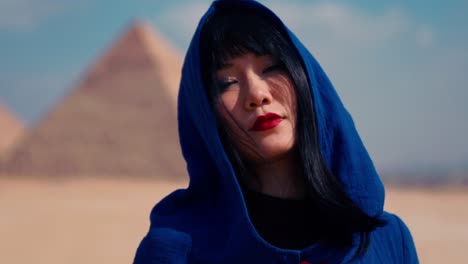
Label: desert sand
xmin=0 ymin=177 xmax=466 ymax=263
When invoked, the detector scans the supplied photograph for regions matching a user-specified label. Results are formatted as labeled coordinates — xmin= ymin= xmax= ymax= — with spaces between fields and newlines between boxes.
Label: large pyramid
xmin=0 ymin=104 xmax=24 ymax=156
xmin=2 ymin=21 xmax=186 ymax=179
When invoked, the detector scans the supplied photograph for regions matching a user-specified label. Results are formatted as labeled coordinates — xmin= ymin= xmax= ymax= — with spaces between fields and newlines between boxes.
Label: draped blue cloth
xmin=134 ymin=1 xmax=418 ymax=263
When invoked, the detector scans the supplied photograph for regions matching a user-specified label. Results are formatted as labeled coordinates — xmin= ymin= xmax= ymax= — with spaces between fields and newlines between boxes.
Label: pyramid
xmin=2 ymin=21 xmax=186 ymax=179
xmin=0 ymin=104 xmax=24 ymax=156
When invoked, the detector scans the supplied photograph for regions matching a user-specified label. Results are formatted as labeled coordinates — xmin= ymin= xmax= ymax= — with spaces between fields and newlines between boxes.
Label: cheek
xmin=215 ymin=102 xmax=259 ymax=160
xmin=219 ymin=90 xmax=239 ymax=111
xmin=287 ymin=88 xmax=297 ymax=122
xmin=216 ymin=96 xmax=244 ymax=137
xmin=283 ymin=89 xmax=297 ymax=117
xmin=270 ymin=78 xmax=297 ymax=120
xmin=217 ymin=90 xmax=246 ymax=130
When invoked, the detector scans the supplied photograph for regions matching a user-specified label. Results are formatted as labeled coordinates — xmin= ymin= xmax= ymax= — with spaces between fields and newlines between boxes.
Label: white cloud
xmin=0 ymin=0 xmax=74 ymax=31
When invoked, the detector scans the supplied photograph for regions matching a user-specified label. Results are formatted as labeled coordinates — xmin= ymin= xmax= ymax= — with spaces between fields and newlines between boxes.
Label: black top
xmin=242 ymin=186 xmax=320 ymax=250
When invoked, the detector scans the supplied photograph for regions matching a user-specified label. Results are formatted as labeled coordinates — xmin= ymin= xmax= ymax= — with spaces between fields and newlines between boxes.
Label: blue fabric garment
xmin=134 ymin=0 xmax=419 ymax=263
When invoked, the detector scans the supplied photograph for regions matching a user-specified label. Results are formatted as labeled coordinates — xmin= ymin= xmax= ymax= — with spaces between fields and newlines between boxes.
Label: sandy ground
xmin=385 ymin=186 xmax=468 ymax=263
xmin=0 ymin=178 xmax=466 ymax=263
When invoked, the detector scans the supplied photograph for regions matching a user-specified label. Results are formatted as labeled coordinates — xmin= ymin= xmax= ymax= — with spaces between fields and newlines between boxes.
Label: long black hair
xmin=200 ymin=3 xmax=386 ymax=258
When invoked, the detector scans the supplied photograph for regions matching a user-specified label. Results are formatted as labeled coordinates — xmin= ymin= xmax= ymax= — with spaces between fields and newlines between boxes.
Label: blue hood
xmin=135 ymin=1 xmax=390 ymax=263
xmin=178 ymin=0 xmax=384 ymax=216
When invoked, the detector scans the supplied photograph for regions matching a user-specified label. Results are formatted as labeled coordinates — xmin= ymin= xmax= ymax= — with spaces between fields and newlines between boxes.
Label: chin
xmin=263 ymin=146 xmax=295 ymax=161
xmin=233 ymin=129 xmax=296 ymax=163
xmin=244 ymin=141 xmax=296 ymax=164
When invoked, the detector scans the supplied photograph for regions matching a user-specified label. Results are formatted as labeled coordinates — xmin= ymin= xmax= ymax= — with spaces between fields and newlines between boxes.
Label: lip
xmin=251 ymin=113 xmax=283 ymax=131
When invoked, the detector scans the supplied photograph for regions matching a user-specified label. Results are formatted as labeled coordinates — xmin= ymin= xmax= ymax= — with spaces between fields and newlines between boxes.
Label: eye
xmin=262 ymin=63 xmax=285 ymax=74
xmin=217 ymin=80 xmax=238 ymax=92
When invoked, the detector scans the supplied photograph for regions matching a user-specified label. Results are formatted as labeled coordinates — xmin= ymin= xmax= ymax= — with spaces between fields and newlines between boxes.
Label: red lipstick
xmin=251 ymin=113 xmax=283 ymax=131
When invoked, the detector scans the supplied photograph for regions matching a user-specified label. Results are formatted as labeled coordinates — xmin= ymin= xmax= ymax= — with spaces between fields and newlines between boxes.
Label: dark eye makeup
xmin=262 ymin=63 xmax=285 ymax=74
xmin=216 ymin=80 xmax=238 ymax=91
xmin=214 ymin=61 xmax=286 ymax=92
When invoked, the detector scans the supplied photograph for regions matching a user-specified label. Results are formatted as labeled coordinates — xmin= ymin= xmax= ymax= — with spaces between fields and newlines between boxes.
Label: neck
xmin=246 ymin=151 xmax=305 ymax=199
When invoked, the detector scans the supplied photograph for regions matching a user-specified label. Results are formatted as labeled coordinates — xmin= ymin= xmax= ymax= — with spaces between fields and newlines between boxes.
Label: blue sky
xmin=1 ymin=0 xmax=467 ymax=171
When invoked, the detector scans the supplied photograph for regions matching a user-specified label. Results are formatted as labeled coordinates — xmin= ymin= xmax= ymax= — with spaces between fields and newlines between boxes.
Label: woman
xmin=134 ymin=1 xmax=418 ymax=263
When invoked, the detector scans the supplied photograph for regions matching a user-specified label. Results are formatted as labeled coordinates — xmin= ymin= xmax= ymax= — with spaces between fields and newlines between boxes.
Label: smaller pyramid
xmin=0 ymin=104 xmax=24 ymax=155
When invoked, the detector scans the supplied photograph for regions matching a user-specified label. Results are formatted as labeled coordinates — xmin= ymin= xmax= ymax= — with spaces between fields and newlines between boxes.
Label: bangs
xmin=200 ymin=10 xmax=290 ymax=94
xmin=203 ymin=12 xmax=280 ymax=69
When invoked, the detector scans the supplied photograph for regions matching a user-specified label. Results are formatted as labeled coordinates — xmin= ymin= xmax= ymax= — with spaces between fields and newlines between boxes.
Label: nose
xmin=244 ymin=76 xmax=272 ymax=110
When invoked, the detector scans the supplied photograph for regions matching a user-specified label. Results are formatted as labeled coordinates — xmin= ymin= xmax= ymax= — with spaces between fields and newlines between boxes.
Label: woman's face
xmin=214 ymin=52 xmax=297 ymax=163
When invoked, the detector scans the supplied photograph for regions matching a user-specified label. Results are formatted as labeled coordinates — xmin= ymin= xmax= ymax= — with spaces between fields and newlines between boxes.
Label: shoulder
xmin=134 ymin=227 xmax=192 ymax=264
xmin=368 ymin=211 xmax=419 ymax=263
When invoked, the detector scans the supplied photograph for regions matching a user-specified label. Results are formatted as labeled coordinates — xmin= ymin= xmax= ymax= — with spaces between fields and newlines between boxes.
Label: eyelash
xmin=217 ymin=63 xmax=284 ymax=91
xmin=218 ymin=80 xmax=237 ymax=90
xmin=262 ymin=63 xmax=284 ymax=74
